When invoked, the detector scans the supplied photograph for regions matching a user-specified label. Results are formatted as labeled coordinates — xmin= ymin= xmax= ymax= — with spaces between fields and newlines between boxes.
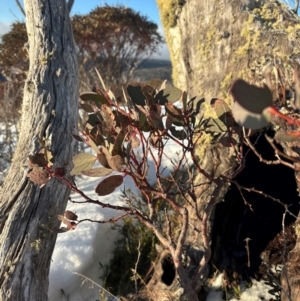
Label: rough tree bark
xmin=151 ymin=0 xmax=300 ymax=299
xmin=0 ymin=0 xmax=78 ymax=300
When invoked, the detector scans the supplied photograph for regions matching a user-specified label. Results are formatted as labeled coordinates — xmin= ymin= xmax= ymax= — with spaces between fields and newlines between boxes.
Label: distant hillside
xmin=133 ymin=59 xmax=172 ymax=84
xmin=137 ymin=59 xmax=172 ymax=69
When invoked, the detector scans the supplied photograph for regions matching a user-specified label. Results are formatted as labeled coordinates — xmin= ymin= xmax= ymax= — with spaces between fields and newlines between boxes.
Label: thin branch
xmin=15 ymin=0 xmax=25 ymax=16
xmin=243 ymin=134 xmax=296 ymax=170
xmin=294 ymin=0 xmax=300 ymax=13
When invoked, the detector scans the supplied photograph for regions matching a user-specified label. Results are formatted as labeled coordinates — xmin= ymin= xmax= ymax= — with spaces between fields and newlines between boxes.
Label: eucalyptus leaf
xmin=80 ymin=92 xmax=109 ymax=105
xmin=80 ymin=103 xmax=94 ymax=113
xmin=107 ymin=155 xmax=125 ymax=171
xmin=70 ymin=153 xmax=97 ymax=176
xmin=230 ymin=79 xmax=273 ymax=114
xmin=155 ymin=86 xmax=182 ymax=104
xmin=81 ymin=167 xmax=113 ymax=177
xmin=112 ymin=129 xmax=126 ymax=156
xmin=127 ymin=85 xmax=146 ymax=106
xmin=232 ymin=101 xmax=271 ymax=129
xmin=95 ymin=175 xmax=124 ymax=196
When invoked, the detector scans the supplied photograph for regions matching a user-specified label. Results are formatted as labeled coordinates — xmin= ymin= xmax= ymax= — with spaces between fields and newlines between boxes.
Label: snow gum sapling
xmin=27 ymin=73 xmax=300 ymax=300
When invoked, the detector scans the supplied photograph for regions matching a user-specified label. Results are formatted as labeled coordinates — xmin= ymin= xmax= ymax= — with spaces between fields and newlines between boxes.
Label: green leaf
xmin=95 ymin=175 xmax=124 ymax=196
xmin=232 ymin=101 xmax=271 ymax=129
xmin=210 ymin=98 xmax=235 ymax=127
xmin=80 ymin=103 xmax=94 ymax=113
xmin=80 ymin=92 xmax=109 ymax=105
xmin=154 ymin=86 xmax=182 ymax=104
xmin=70 ymin=153 xmax=97 ymax=176
xmin=86 ymin=113 xmax=102 ymax=128
xmin=230 ymin=79 xmax=273 ymax=114
xmin=112 ymin=129 xmax=126 ymax=156
xmin=127 ymin=85 xmax=146 ymax=106
xmin=81 ymin=167 xmax=113 ymax=177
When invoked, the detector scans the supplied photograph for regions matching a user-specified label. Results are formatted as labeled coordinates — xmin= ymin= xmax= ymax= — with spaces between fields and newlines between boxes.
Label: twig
xmin=15 ymin=0 xmax=25 ymax=16
xmin=132 ymin=240 xmax=142 ymax=294
xmin=280 ymin=208 xmax=292 ymax=300
xmin=244 ymin=238 xmax=251 ymax=268
xmin=243 ymin=134 xmax=296 ymax=170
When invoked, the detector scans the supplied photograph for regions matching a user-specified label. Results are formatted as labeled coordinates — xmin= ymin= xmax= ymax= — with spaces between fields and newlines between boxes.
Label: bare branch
xmin=294 ymin=0 xmax=300 ymax=13
xmin=15 ymin=0 xmax=25 ymax=16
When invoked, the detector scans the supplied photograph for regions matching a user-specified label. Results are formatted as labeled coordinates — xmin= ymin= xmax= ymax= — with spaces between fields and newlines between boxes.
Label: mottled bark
xmin=0 ymin=0 xmax=78 ymax=300
xmin=152 ymin=0 xmax=300 ymax=300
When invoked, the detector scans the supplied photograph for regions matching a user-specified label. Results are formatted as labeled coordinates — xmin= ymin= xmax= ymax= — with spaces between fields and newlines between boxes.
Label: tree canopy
xmin=0 ymin=5 xmax=163 ymax=86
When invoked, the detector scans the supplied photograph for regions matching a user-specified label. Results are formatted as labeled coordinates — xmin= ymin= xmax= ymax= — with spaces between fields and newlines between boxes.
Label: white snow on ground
xmin=206 ymin=273 xmax=276 ymax=301
xmin=48 ymin=138 xmax=185 ymax=301
xmin=47 ymin=133 xmax=278 ymax=301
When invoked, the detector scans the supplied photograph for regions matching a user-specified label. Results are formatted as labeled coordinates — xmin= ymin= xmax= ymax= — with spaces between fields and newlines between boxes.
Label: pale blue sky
xmin=0 ymin=0 xmax=298 ymax=60
xmin=0 ymin=0 xmax=161 ymax=24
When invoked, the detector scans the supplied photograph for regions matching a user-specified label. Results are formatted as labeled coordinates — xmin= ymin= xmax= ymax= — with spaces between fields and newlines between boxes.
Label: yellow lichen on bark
xmin=156 ymin=0 xmax=185 ymax=87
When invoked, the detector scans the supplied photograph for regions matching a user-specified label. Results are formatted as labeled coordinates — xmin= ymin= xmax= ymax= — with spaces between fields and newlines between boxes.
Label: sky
xmin=0 ymin=0 xmax=170 ymax=60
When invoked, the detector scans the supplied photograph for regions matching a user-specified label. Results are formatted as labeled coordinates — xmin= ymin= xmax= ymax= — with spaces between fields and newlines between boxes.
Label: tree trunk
xmin=0 ymin=0 xmax=78 ymax=300
xmin=154 ymin=0 xmax=300 ymax=299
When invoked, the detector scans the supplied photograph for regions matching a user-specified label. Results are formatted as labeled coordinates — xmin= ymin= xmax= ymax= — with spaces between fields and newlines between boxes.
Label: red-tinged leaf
xmin=28 ymin=153 xmax=48 ymax=168
xmin=70 ymin=153 xmax=97 ymax=176
xmin=54 ymin=167 xmax=65 ymax=177
xmin=81 ymin=167 xmax=113 ymax=177
xmin=95 ymin=175 xmax=124 ymax=196
xmin=65 ymin=210 xmax=78 ymax=221
xmin=27 ymin=169 xmax=50 ymax=186
xmin=294 ymin=65 xmax=300 ymax=109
